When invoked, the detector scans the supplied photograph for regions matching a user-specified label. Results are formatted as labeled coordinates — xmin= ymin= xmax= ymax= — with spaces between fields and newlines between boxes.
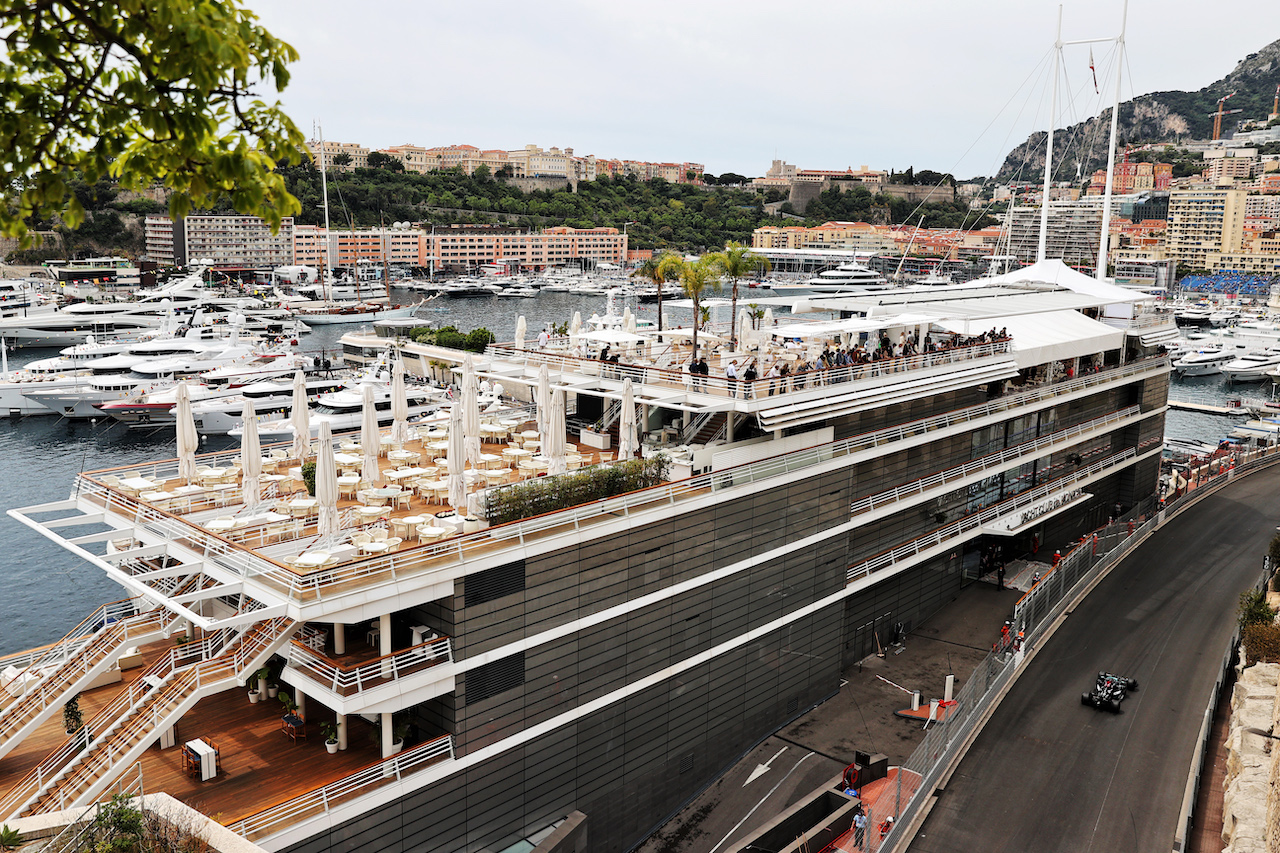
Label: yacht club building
xmin=2 ymin=261 xmax=1174 ymax=852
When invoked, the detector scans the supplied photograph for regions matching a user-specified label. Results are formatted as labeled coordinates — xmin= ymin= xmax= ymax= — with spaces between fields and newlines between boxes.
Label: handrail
xmin=0 ymin=597 xmax=141 ymax=700
xmin=19 ymin=617 xmax=292 ymax=815
xmin=845 ymin=441 xmax=1158 ymax=583
xmin=848 ymin=406 xmax=1142 ymax=517
xmin=61 ymin=357 xmax=1168 ymax=606
xmin=0 ymin=608 xmax=165 ymax=745
xmin=484 ymin=338 xmax=1014 ymax=399
xmin=229 ymin=734 xmax=455 ymax=841
xmin=287 ymin=636 xmax=452 ymax=697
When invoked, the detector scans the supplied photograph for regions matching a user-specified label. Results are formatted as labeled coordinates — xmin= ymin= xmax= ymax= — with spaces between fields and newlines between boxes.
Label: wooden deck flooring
xmin=0 ymin=665 xmax=385 ymax=825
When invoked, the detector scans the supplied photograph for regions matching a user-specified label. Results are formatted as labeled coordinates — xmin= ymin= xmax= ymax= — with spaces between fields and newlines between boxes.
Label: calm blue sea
xmin=0 ymin=288 xmax=1252 ymax=654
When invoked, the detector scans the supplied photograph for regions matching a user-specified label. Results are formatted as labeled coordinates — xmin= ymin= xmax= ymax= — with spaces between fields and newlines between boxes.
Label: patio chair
xmin=369 ymin=528 xmax=388 ymax=542
xmin=351 ymin=532 xmax=372 ymax=548
xmin=383 ymin=537 xmax=403 ymax=551
xmin=392 ymin=491 xmax=413 ymax=510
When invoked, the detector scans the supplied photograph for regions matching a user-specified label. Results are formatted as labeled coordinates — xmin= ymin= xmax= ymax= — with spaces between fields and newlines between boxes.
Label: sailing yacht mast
xmin=1095 ymin=0 xmax=1130 ymax=280
xmin=317 ymin=122 xmax=334 ymax=302
xmin=1037 ymin=7 xmax=1063 ymax=263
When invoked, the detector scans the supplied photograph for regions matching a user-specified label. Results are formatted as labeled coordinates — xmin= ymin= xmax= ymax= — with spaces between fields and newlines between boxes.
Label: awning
xmin=580 ymin=329 xmax=645 ymax=344
xmin=770 ymin=313 xmax=939 ymax=340
xmin=935 ymin=310 xmax=1123 ymax=370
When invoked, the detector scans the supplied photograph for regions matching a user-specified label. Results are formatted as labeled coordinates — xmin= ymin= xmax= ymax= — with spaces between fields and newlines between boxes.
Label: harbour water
xmin=0 ymin=286 xmax=756 ymax=654
xmin=0 ymin=286 xmax=1261 ymax=655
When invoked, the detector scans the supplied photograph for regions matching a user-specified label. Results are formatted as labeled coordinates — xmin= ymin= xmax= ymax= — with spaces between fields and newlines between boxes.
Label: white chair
xmin=383 ymin=537 xmax=403 ymax=551
xmin=369 ymin=528 xmax=388 ymax=542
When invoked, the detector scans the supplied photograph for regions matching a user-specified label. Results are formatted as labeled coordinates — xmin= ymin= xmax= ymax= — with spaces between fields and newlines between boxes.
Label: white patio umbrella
xmin=625 ymin=311 xmax=638 ymax=357
xmin=289 ymin=370 xmax=310 ymax=463
xmin=239 ymin=398 xmax=262 ymax=507
xmin=536 ymin=362 xmax=551 ymax=439
xmin=175 ymin=381 xmax=198 ymax=483
xmin=447 ymin=401 xmax=466 ymax=514
xmin=547 ymin=389 xmax=567 ymax=476
xmin=514 ymin=315 xmax=527 ymax=350
xmin=569 ymin=311 xmax=582 ymax=350
xmin=390 ymin=361 xmax=410 ymax=449
xmin=618 ymin=378 xmax=638 ymax=460
xmin=737 ymin=308 xmax=751 ymax=350
xmin=462 ymin=354 xmax=482 ymax=468
xmin=315 ymin=421 xmax=340 ymax=538
xmin=360 ymin=383 xmax=380 ymax=484
xmin=764 ymin=306 xmax=775 ymax=329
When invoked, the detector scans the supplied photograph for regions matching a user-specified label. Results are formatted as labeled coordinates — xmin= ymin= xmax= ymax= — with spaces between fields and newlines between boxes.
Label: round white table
xmin=393 ymin=515 xmax=427 ymax=539
xmin=416 ymin=524 xmax=451 ymax=543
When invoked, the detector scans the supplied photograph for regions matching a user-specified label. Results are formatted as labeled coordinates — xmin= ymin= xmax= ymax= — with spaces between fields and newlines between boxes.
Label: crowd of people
xmin=689 ymin=327 xmax=1012 ymax=398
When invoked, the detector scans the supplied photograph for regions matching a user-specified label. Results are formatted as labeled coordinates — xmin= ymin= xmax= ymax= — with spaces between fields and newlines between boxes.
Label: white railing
xmin=0 ymin=598 xmax=142 ymax=701
xmin=228 ymin=734 xmax=455 ymax=841
xmin=64 ymin=357 xmax=1168 ymax=606
xmin=844 ymin=441 xmax=1158 ymax=583
xmin=848 ymin=406 xmax=1142 ymax=517
xmin=485 ymin=339 xmax=1015 ymax=400
xmin=287 ymin=636 xmax=452 ymax=697
xmin=7 ymin=618 xmax=290 ymax=817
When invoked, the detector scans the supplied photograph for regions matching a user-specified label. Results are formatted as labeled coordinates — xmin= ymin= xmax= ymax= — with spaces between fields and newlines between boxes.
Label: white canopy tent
xmin=934 ymin=310 xmax=1123 ymax=370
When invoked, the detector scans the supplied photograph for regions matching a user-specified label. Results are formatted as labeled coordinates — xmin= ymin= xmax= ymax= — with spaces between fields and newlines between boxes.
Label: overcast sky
xmin=249 ymin=0 xmax=1276 ymax=180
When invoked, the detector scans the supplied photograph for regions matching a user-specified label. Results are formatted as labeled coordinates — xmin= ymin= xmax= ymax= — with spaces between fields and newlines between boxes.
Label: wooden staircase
xmin=0 ymin=607 xmax=167 ymax=763
xmin=12 ymin=616 xmax=296 ymax=817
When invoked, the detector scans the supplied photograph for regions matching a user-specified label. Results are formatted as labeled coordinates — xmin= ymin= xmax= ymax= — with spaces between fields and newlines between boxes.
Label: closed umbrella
xmin=360 ymin=383 xmax=380 ymax=484
xmin=390 ymin=361 xmax=410 ymax=449
xmin=315 ymin=421 xmax=340 ymax=537
xmin=289 ymin=370 xmax=310 ymax=463
xmin=447 ymin=402 xmax=466 ymax=514
xmin=618 ymin=378 xmax=638 ymax=460
xmin=738 ymin=308 xmax=751 ymax=350
xmin=569 ymin=311 xmax=582 ymax=350
xmin=536 ymin=362 xmax=551 ymax=440
xmin=175 ymin=381 xmax=198 ymax=484
xmin=462 ymin=354 xmax=482 ymax=468
xmin=514 ymin=315 xmax=527 ymax=350
xmin=625 ymin=311 xmax=638 ymax=357
xmin=764 ymin=306 xmax=775 ymax=329
xmin=547 ymin=389 xmax=567 ymax=476
xmin=240 ymin=398 xmax=262 ymax=507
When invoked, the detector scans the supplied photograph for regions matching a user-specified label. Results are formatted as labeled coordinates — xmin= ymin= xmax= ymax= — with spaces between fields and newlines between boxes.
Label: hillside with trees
xmin=998 ymin=36 xmax=1280 ymax=182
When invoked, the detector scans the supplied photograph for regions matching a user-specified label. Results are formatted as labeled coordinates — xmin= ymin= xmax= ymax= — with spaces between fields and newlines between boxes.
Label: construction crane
xmin=1208 ymin=92 xmax=1243 ymax=140
xmin=1271 ymin=84 xmax=1279 ymax=121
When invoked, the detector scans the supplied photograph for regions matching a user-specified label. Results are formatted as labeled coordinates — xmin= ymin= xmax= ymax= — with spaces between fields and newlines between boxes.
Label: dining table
xmin=292 ymin=551 xmax=332 ymax=569
xmin=388 ymin=450 xmax=421 ymax=465
xmin=286 ymin=498 xmax=319 ymax=517
xmin=332 ymin=452 xmax=362 ymax=467
xmin=120 ymin=476 xmax=158 ymax=492
xmin=385 ymin=466 xmax=431 ymax=482
xmin=187 ymin=739 xmax=217 ymax=781
xmin=502 ymin=447 xmax=534 ymax=462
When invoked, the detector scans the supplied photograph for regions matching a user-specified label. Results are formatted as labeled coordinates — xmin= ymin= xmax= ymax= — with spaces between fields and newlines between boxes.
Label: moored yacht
xmin=1221 ymin=349 xmax=1280 ymax=382
xmin=1171 ymin=346 xmax=1236 ymax=376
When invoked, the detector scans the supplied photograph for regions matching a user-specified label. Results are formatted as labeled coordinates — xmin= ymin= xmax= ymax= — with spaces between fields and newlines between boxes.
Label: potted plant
xmin=391 ymin=716 xmax=410 ymax=755
xmin=301 ymin=460 xmax=317 ymax=496
xmin=62 ymin=694 xmax=83 ymax=736
xmin=247 ymin=682 xmax=261 ymax=704
xmin=279 ymin=691 xmax=298 ymax=718
xmin=321 ymin=721 xmax=339 ymax=754
xmin=0 ymin=824 xmax=25 ymax=852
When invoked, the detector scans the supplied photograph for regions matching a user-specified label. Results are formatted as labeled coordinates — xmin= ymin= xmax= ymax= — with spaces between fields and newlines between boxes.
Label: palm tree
xmin=631 ymin=252 xmax=683 ymax=332
xmin=678 ymin=255 xmax=721 ymax=358
xmin=711 ymin=242 xmax=772 ymax=349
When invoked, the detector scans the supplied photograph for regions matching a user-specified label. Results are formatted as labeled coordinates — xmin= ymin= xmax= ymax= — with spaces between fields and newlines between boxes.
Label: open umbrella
xmin=514 ymin=315 xmax=527 ymax=350
xmin=315 ymin=421 xmax=339 ymax=538
xmin=536 ymin=363 xmax=551 ymax=440
xmin=462 ymin=354 xmax=482 ymax=468
xmin=175 ymin=381 xmax=198 ymax=483
xmin=360 ymin=383 xmax=380 ymax=484
xmin=547 ymin=389 xmax=567 ymax=476
xmin=618 ymin=378 xmax=638 ymax=460
xmin=390 ymin=361 xmax=410 ymax=449
xmin=290 ymin=370 xmax=310 ymax=463
xmin=447 ymin=402 xmax=466 ymax=514
xmin=240 ymin=398 xmax=262 ymax=507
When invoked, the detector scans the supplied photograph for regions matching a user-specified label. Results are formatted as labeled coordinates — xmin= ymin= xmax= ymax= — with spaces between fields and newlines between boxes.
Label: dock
xmin=1168 ymin=400 xmax=1246 ymax=416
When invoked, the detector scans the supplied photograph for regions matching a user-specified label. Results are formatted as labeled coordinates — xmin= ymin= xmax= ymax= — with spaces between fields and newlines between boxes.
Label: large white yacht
xmin=22 ymin=334 xmax=271 ymax=418
xmin=1221 ymin=349 xmax=1280 ymax=382
xmin=769 ymin=260 xmax=890 ymax=295
xmin=1171 ymin=345 xmax=1237 ymax=377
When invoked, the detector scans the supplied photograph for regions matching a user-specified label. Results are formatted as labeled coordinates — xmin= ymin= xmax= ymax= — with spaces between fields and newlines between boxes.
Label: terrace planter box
xmin=580 ymin=429 xmax=611 ymax=450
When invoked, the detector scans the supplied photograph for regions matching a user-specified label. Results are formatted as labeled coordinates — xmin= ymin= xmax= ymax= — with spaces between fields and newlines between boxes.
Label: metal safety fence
xmin=877 ymin=442 xmax=1280 ymax=853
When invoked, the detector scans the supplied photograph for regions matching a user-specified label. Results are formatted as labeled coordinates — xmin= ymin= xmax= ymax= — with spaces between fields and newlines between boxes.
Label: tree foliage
xmin=0 ymin=0 xmax=307 ymax=244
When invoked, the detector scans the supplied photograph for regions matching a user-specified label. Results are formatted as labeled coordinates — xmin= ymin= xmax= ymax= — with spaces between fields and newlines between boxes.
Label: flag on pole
xmin=1089 ymin=48 xmax=1099 ymax=94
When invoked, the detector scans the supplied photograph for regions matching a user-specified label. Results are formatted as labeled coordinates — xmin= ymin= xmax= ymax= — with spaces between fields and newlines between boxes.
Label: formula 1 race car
xmin=1081 ymin=671 xmax=1138 ymax=713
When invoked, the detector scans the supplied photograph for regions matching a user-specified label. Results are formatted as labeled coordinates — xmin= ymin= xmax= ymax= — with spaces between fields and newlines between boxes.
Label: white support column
xmin=726 ymin=412 xmax=735 ymax=443
xmin=295 ymin=689 xmax=307 ymax=720
xmin=337 ymin=713 xmax=348 ymax=750
xmin=381 ymin=711 xmax=394 ymax=758
xmin=380 ymin=613 xmax=393 ymax=678
xmin=333 ymin=623 xmax=345 ymax=656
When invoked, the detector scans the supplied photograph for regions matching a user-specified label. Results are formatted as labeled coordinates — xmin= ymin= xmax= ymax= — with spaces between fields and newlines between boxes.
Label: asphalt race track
xmin=908 ymin=466 xmax=1280 ymax=853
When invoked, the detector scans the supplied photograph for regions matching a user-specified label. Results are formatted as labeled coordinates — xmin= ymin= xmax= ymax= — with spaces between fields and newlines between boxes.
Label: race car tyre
xmin=1082 ymin=693 xmax=1092 ymax=705
xmin=1108 ymin=699 xmax=1122 ymax=713
xmin=1128 ymin=680 xmax=1138 ymax=692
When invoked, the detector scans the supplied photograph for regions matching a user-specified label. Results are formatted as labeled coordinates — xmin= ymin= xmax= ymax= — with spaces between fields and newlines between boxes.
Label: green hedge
xmin=484 ymin=455 xmax=670 ymax=526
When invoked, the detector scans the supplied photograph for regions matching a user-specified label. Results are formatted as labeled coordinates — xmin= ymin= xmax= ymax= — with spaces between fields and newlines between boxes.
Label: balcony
xmin=284 ymin=635 xmax=454 ymax=713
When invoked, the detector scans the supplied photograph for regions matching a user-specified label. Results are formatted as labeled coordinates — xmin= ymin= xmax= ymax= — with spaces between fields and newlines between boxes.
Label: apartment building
xmin=426 ymin=226 xmax=626 ymax=272
xmin=292 ymin=226 xmax=424 ymax=269
xmin=1086 ymin=161 xmax=1173 ymax=195
xmin=306 ymin=139 xmax=370 ymax=171
xmin=146 ymin=215 xmax=295 ymax=267
xmin=1004 ymin=198 xmax=1106 ymax=265
xmin=752 ymin=221 xmax=894 ymax=253
xmin=1166 ymin=187 xmax=1248 ymax=271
